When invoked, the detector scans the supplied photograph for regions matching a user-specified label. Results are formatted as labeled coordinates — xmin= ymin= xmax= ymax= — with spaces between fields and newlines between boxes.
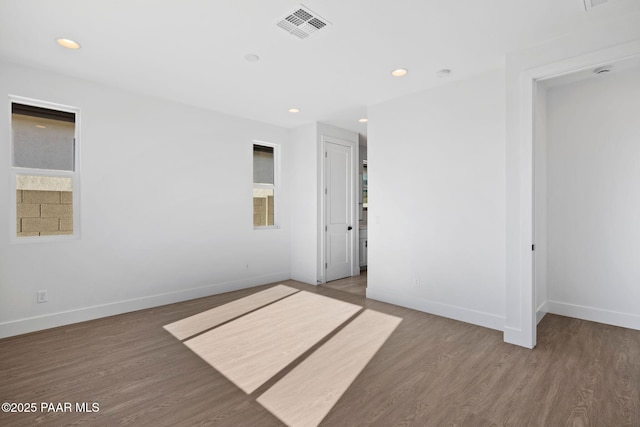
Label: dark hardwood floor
xmin=1 ymin=280 xmax=639 ymax=426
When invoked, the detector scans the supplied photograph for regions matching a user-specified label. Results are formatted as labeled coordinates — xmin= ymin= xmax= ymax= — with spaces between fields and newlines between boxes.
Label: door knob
xmin=348 ymin=226 xmax=353 ymax=230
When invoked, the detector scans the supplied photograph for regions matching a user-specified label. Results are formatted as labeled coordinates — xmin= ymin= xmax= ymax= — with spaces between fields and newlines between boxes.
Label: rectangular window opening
xmin=11 ymin=99 xmax=79 ymax=240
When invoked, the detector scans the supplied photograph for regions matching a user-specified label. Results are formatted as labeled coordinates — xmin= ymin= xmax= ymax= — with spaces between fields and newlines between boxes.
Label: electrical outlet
xmin=37 ymin=290 xmax=48 ymax=303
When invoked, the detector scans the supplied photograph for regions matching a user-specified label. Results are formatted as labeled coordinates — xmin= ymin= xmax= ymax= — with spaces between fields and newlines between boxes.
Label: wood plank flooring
xmin=257 ymin=309 xmax=402 ymax=426
xmin=1 ymin=280 xmax=639 ymax=426
xmin=183 ymin=291 xmax=360 ymax=394
xmin=164 ymin=284 xmax=299 ymax=340
xmin=320 ymin=269 xmax=367 ymax=296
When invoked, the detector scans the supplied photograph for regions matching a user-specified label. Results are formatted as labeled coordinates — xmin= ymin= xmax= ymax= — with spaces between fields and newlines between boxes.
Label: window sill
xmin=10 ymin=233 xmax=80 ymax=244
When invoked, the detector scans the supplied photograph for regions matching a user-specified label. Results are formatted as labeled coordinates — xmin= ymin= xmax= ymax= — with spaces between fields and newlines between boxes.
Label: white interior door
xmin=325 ymin=140 xmax=354 ymax=282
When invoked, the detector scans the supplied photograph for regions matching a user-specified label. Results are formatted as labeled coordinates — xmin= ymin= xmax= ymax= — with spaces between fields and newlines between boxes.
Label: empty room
xmin=1 ymin=1 xmax=640 ymax=426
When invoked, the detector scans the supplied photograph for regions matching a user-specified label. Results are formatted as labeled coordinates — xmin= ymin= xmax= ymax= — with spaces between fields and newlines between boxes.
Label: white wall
xmin=544 ymin=67 xmax=640 ymax=329
xmin=367 ymin=69 xmax=506 ymax=330
xmin=0 ymin=61 xmax=291 ymax=338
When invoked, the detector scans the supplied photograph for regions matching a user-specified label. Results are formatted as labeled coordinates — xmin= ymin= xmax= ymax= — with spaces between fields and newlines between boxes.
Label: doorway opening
xmin=534 ymin=55 xmax=640 ymax=336
xmin=510 ymin=44 xmax=640 ymax=348
xmin=319 ymin=134 xmax=365 ymax=295
xmin=507 ymin=40 xmax=640 ymax=349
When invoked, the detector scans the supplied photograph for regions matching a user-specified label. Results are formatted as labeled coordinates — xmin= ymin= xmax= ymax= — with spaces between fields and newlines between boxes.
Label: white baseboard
xmin=546 ymin=300 xmax=640 ymax=331
xmin=0 ymin=272 xmax=290 ymax=339
xmin=536 ymin=302 xmax=548 ymax=325
xmin=366 ymin=289 xmax=505 ymax=332
xmin=290 ymin=272 xmax=318 ymax=286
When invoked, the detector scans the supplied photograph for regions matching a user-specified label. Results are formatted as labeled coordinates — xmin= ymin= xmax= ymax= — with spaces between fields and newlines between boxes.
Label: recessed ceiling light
xmin=436 ymin=69 xmax=452 ymax=77
xmin=288 ymin=108 xmax=300 ymax=113
xmin=391 ymin=68 xmax=408 ymax=77
xmin=244 ymin=54 xmax=260 ymax=62
xmin=358 ymin=118 xmax=368 ymax=123
xmin=56 ymin=38 xmax=81 ymax=49
xmin=35 ymin=125 xmax=47 ymax=129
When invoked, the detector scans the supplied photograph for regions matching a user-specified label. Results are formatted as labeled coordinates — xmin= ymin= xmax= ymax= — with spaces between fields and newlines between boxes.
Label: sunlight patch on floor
xmin=164 ymin=286 xmax=401 ymax=426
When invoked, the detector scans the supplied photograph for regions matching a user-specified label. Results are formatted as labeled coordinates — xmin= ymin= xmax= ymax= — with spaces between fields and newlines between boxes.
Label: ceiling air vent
xmin=583 ymin=0 xmax=610 ymax=10
xmin=276 ymin=4 xmax=331 ymax=39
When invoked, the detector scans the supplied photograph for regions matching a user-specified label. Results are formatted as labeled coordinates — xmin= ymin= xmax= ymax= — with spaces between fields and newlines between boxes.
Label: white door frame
xmin=508 ymin=40 xmax=640 ymax=348
xmin=318 ymin=135 xmax=358 ymax=284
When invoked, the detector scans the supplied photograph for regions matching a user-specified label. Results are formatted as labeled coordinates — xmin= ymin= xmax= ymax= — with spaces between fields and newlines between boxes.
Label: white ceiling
xmin=1 ymin=0 xmax=639 ymax=133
